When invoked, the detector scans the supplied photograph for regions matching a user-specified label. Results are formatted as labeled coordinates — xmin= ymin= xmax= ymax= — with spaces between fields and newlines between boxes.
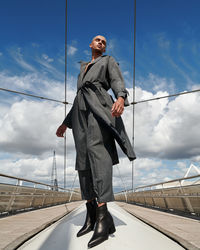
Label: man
xmin=56 ymin=35 xmax=136 ymax=248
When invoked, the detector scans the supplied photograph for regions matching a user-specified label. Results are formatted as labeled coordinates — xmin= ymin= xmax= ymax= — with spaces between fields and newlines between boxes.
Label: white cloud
xmin=0 ymin=52 xmax=3 ymax=56
xmin=0 ymin=155 xmax=79 ymax=189
xmin=176 ymin=161 xmax=187 ymax=169
xmin=0 ymin=152 xmax=191 ymax=190
xmin=107 ymin=39 xmax=115 ymax=51
xmin=188 ymin=83 xmax=200 ymax=91
xmin=191 ymin=155 xmax=200 ymax=162
xmin=0 ymin=99 xmax=75 ymax=156
xmin=157 ymin=33 xmax=170 ymax=49
xmin=83 ymin=50 xmax=90 ymax=57
xmin=113 ymin=157 xmax=191 ymax=190
xmin=123 ymin=71 xmax=130 ymax=78
xmin=1 ymin=67 xmax=200 ymax=188
xmin=0 ymin=71 xmax=32 ymax=90
xmin=0 ymin=66 xmax=79 ymax=106
xmin=0 ymin=69 xmax=77 ymax=159
xmin=10 ymin=47 xmax=36 ymax=72
xmin=35 ymin=56 xmax=63 ymax=80
xmin=67 ymin=45 xmax=77 ymax=56
xmin=123 ymin=85 xmax=200 ymax=160
xmin=0 ymin=104 xmax=11 ymax=121
xmin=164 ymin=54 xmax=194 ymax=84
xmin=42 ymin=54 xmax=54 ymax=63
xmin=137 ymin=73 xmax=176 ymax=93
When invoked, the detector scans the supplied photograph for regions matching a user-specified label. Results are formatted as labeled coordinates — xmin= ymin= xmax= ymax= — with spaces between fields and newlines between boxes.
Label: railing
xmin=114 ymin=174 xmax=200 ymax=216
xmin=0 ymin=173 xmax=82 ymax=215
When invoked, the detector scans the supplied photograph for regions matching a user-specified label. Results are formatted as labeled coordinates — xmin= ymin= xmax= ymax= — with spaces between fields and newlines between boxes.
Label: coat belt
xmin=77 ymin=81 xmax=106 ymax=111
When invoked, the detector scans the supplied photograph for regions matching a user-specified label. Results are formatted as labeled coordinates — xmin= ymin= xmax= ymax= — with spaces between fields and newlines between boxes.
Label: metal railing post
xmin=178 ymin=180 xmax=194 ymax=213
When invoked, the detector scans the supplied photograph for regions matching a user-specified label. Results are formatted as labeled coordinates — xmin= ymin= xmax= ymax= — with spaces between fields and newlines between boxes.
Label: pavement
xmin=0 ymin=201 xmax=84 ymax=250
xmin=0 ymin=201 xmax=199 ymax=250
xmin=17 ymin=202 xmax=184 ymax=250
xmin=116 ymin=202 xmax=200 ymax=250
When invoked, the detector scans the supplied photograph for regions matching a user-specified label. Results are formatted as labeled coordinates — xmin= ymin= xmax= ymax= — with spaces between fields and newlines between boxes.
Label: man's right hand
xmin=56 ymin=124 xmax=67 ymax=137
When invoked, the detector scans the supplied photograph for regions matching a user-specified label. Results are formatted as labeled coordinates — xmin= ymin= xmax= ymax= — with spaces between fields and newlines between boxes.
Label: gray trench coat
xmin=63 ymin=55 xmax=136 ymax=170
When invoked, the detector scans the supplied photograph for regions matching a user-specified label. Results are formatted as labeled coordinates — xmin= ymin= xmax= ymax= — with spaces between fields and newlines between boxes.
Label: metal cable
xmin=116 ymin=164 xmax=128 ymax=202
xmin=0 ymin=87 xmax=72 ymax=105
xmin=1 ymin=86 xmax=199 ymax=108
xmin=68 ymin=172 xmax=78 ymax=202
xmin=131 ymin=0 xmax=137 ymax=192
xmin=131 ymin=88 xmax=200 ymax=105
xmin=64 ymin=0 xmax=68 ymax=189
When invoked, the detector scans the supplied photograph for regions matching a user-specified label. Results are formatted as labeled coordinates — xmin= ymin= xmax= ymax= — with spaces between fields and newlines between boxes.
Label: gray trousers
xmin=77 ymin=109 xmax=115 ymax=203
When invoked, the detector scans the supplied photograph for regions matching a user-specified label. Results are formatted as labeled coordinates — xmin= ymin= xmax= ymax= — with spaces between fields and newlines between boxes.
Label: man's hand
xmin=111 ymin=97 xmax=124 ymax=117
xmin=56 ymin=124 xmax=67 ymax=137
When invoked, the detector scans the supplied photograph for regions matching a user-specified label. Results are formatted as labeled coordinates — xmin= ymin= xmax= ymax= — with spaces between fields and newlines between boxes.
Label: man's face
xmin=90 ymin=35 xmax=107 ymax=54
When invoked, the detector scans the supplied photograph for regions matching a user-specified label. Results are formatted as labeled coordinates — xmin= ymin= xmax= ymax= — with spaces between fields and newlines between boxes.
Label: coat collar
xmin=79 ymin=55 xmax=106 ymax=73
xmin=89 ymin=55 xmax=104 ymax=65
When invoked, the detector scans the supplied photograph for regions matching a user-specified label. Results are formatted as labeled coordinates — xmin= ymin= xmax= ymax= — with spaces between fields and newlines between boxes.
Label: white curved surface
xmin=18 ymin=203 xmax=184 ymax=250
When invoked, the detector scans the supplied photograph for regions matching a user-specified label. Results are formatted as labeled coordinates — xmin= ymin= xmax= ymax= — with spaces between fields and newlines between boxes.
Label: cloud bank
xmin=0 ymin=48 xmax=200 ymax=189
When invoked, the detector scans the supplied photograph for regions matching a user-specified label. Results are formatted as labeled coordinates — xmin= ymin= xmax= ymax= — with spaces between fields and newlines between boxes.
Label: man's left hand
xmin=111 ymin=97 xmax=124 ymax=117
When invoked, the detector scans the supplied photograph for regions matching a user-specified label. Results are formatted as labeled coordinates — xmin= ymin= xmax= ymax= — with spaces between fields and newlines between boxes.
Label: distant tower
xmin=51 ymin=150 xmax=58 ymax=191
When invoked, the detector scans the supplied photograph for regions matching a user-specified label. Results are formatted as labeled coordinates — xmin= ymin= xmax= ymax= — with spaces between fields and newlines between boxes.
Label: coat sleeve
xmin=107 ymin=56 xmax=129 ymax=106
xmin=62 ymin=96 xmax=78 ymax=129
xmin=62 ymin=105 xmax=73 ymax=128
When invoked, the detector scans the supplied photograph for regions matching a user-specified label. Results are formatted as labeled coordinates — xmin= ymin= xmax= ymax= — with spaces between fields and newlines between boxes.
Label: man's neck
xmin=91 ymin=51 xmax=102 ymax=61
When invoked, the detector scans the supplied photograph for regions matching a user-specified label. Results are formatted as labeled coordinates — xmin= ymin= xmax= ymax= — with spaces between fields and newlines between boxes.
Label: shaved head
xmin=91 ymin=35 xmax=107 ymax=45
xmin=89 ymin=35 xmax=107 ymax=55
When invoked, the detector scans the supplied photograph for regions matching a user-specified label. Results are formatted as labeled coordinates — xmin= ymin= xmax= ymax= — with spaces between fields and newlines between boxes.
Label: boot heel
xmin=109 ymin=224 xmax=116 ymax=234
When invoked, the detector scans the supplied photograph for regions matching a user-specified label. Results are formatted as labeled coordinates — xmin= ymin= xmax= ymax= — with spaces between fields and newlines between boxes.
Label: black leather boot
xmin=77 ymin=199 xmax=97 ymax=237
xmin=88 ymin=203 xmax=116 ymax=248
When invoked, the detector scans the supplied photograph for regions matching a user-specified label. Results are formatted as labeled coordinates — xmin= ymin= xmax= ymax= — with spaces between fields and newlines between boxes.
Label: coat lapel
xmin=81 ymin=55 xmax=104 ymax=81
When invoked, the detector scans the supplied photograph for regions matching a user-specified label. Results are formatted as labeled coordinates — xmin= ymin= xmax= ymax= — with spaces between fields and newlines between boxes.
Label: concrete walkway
xmin=0 ymin=201 xmax=199 ymax=250
xmin=18 ymin=202 xmax=184 ymax=250
xmin=116 ymin=202 xmax=200 ymax=250
xmin=0 ymin=201 xmax=83 ymax=250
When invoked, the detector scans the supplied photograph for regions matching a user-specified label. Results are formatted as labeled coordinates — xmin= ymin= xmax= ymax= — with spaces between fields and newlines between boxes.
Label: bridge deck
xmin=18 ymin=203 xmax=183 ymax=250
xmin=0 ymin=202 xmax=199 ymax=250
xmin=116 ymin=202 xmax=200 ymax=250
xmin=0 ymin=201 xmax=84 ymax=250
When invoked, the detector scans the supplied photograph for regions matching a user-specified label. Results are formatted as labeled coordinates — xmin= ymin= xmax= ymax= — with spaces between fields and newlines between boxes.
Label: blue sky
xmin=0 ymin=0 xmax=200 ymax=190
xmin=1 ymin=0 xmax=200 ymax=90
